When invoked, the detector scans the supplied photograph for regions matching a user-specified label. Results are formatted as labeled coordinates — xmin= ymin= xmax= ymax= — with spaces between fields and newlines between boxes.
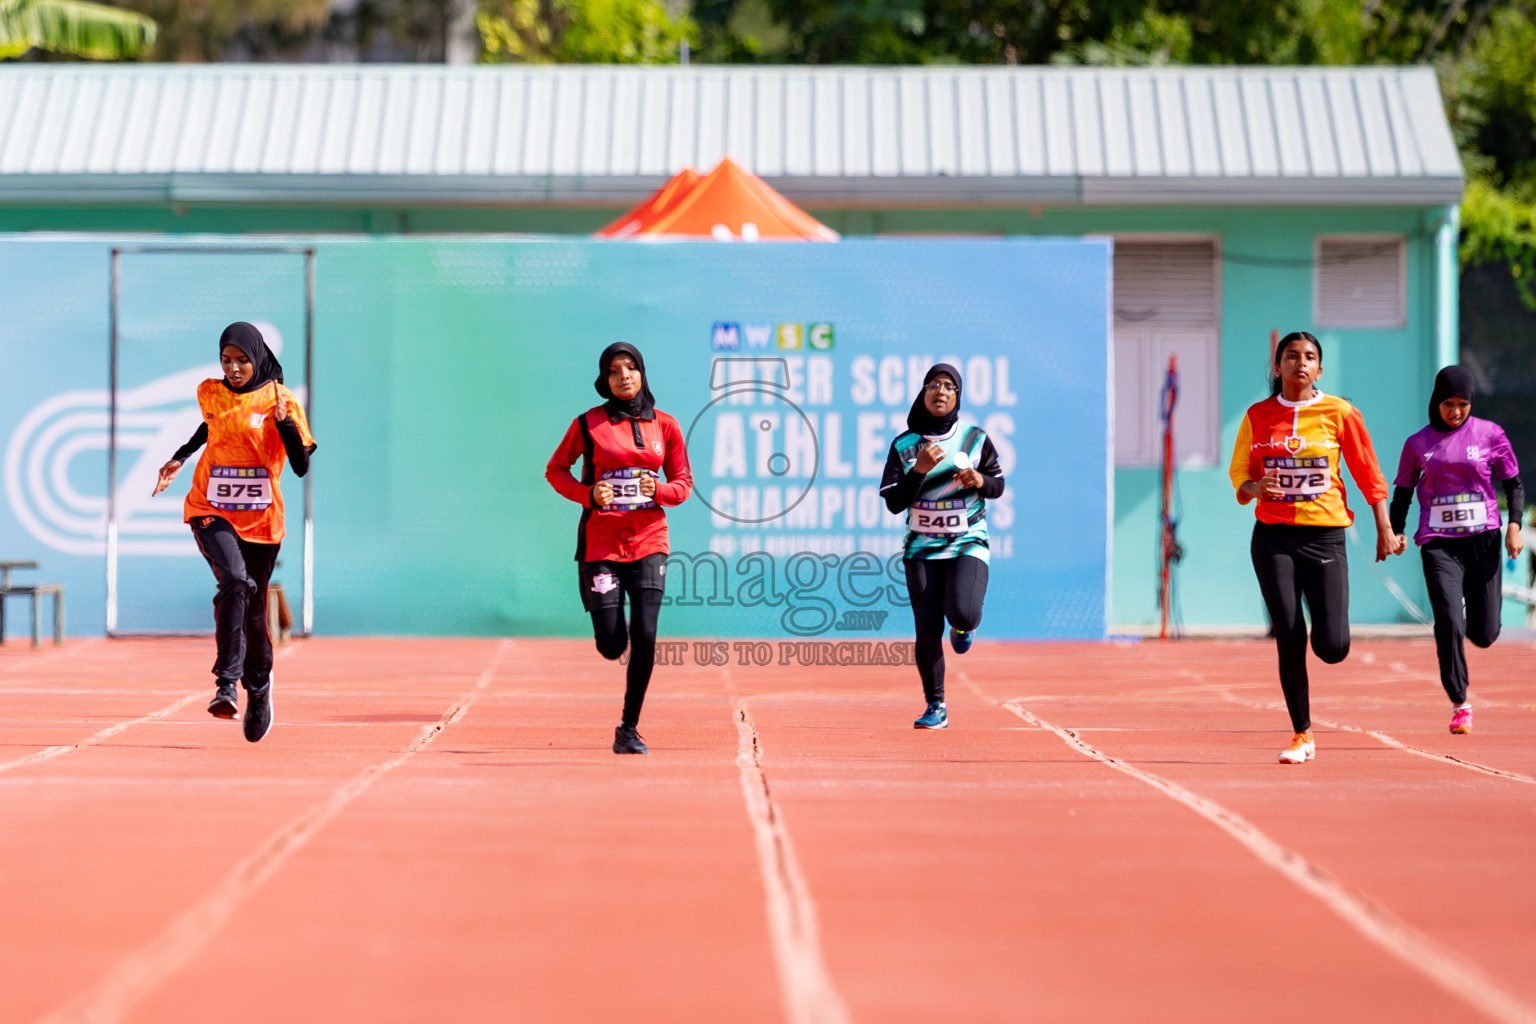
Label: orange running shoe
xmin=1278 ymin=731 xmax=1315 ymax=764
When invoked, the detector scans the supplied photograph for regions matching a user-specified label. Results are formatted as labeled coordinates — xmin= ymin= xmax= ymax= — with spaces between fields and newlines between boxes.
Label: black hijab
xmin=595 ymin=343 xmax=656 ymax=422
xmin=907 ymin=363 xmax=962 ymax=436
xmin=1429 ymin=365 xmax=1475 ymax=433
xmin=219 ymin=322 xmax=284 ymax=394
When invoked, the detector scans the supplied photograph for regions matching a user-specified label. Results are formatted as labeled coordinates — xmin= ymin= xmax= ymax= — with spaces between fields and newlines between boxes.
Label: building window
xmin=1113 ymin=239 xmax=1221 ymax=468
xmin=1314 ymin=236 xmax=1406 ymax=328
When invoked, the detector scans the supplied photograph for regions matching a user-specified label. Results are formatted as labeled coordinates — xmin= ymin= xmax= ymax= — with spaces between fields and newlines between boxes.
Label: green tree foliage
xmin=478 ymin=0 xmax=694 ymax=62
xmin=103 ymin=0 xmax=329 ymax=61
xmin=0 ymin=0 xmax=157 ymax=58
xmin=1438 ymin=3 xmax=1536 ymax=307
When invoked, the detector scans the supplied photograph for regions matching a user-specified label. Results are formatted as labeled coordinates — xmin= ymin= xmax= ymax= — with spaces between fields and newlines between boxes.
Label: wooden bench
xmin=0 ymin=562 xmax=65 ymax=647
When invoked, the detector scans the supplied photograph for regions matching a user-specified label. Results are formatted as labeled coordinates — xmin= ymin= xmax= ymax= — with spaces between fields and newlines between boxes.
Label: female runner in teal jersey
xmin=879 ymin=363 xmax=1006 ymax=730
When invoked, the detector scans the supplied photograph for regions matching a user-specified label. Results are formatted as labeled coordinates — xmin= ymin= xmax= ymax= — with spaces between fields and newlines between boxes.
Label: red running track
xmin=1 ymin=635 xmax=1534 ymax=1024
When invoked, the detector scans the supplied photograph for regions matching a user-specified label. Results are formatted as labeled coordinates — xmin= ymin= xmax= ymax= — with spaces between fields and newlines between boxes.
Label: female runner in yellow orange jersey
xmin=152 ymin=322 xmax=315 ymax=742
xmin=1229 ymin=331 xmax=1402 ymax=764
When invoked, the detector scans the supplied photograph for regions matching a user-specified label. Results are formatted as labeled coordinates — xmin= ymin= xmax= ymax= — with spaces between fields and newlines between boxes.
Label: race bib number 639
xmin=601 ymin=467 xmax=657 ymax=510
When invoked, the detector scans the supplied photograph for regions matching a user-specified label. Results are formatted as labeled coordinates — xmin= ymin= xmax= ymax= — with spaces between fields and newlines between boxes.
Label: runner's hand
xmin=1375 ymin=530 xmax=1402 ymax=562
xmin=955 ymin=467 xmax=984 ymax=490
xmin=639 ymin=471 xmax=657 ymax=498
xmin=913 ymin=442 xmax=942 ymax=475
xmin=152 ymin=459 xmax=182 ymax=497
xmin=1509 ymin=522 xmax=1526 ymax=561
xmin=1254 ymin=469 xmax=1284 ymax=501
xmin=273 ymin=382 xmax=288 ymax=422
xmin=592 ymin=481 xmax=614 ymax=507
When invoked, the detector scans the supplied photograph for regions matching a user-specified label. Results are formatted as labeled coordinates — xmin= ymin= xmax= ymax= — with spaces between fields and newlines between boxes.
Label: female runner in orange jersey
xmin=1229 ymin=331 xmax=1402 ymax=764
xmin=152 ymin=323 xmax=316 ymax=743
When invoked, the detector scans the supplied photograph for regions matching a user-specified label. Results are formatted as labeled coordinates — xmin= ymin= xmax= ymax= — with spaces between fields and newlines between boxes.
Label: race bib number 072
xmin=1262 ymin=456 xmax=1330 ymax=503
xmin=207 ymin=466 xmax=272 ymax=511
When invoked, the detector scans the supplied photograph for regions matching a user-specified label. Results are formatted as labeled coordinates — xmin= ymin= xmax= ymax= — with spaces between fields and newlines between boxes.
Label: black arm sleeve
xmin=975 ymin=437 xmax=1006 ymax=499
xmin=275 ymin=417 xmax=315 ymax=477
xmin=1389 ymin=485 xmax=1414 ymax=536
xmin=879 ymin=442 xmax=925 ymax=514
xmin=1504 ymin=476 xmax=1525 ymax=526
xmin=172 ymin=423 xmax=208 ymax=464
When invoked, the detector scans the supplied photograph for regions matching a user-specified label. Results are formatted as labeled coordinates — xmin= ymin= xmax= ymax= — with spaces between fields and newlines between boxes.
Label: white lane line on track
xmin=0 ymin=641 xmax=304 ymax=774
xmin=1217 ymin=692 xmax=1536 ymax=786
xmin=732 ymin=701 xmax=851 ymax=1024
xmin=34 ymin=638 xmax=513 ymax=1024
xmin=994 ymin=696 xmax=1536 ymax=1024
xmin=0 ymin=694 xmax=201 ymax=776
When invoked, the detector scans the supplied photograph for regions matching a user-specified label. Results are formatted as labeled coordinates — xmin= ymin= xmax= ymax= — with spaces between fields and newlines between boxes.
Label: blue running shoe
xmin=914 ymin=703 xmax=948 ymax=730
xmin=950 ymin=627 xmax=975 ymax=654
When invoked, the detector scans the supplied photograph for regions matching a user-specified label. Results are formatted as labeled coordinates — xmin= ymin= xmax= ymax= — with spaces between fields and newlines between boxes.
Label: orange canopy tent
xmin=595 ymin=157 xmax=838 ymax=241
xmin=595 ymin=166 xmax=700 ymax=238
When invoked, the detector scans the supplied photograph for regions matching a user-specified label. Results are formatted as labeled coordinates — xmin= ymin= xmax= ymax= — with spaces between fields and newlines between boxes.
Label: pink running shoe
xmin=1449 ymin=707 xmax=1473 ymax=734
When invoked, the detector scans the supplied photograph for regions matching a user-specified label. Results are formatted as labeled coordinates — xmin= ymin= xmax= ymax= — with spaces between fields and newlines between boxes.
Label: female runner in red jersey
xmin=546 ymin=344 xmax=693 ymax=754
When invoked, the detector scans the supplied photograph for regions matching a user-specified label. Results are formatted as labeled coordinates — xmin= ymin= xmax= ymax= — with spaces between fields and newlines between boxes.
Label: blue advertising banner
xmin=0 ymin=236 xmax=1110 ymax=640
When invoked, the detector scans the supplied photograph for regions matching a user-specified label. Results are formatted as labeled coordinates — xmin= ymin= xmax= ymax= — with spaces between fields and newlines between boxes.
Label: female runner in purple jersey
xmin=1390 ymin=366 xmax=1525 ymax=734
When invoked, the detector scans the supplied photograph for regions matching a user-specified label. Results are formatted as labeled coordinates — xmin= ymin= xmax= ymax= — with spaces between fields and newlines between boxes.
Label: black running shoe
xmin=243 ymin=686 xmax=273 ymax=743
xmin=208 ymin=681 xmax=239 ymax=719
xmin=613 ymin=723 xmax=648 ymax=755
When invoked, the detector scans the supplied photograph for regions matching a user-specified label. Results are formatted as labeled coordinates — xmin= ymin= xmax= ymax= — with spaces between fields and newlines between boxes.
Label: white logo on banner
xmin=3 ymin=322 xmax=299 ymax=556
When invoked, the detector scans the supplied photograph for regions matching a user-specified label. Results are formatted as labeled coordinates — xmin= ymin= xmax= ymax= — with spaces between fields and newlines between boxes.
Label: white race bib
xmin=1263 ymin=457 xmax=1329 ymax=503
xmin=909 ymin=498 xmax=971 ymax=536
xmin=601 ymin=468 xmax=657 ymax=510
xmin=1429 ymin=493 xmax=1489 ymax=531
xmin=207 ymin=466 xmax=272 ymax=511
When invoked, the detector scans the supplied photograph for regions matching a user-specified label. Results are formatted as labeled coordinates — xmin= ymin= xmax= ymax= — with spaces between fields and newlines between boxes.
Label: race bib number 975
xmin=1262 ymin=456 xmax=1330 ymax=503
xmin=909 ymin=498 xmax=972 ymax=536
xmin=207 ymin=466 xmax=272 ymax=511
xmin=1429 ymin=493 xmax=1489 ymax=532
xmin=601 ymin=468 xmax=657 ymax=510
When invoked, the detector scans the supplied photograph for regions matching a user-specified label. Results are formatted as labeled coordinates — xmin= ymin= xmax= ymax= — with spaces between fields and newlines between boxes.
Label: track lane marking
xmin=34 ymin=638 xmax=512 ymax=1024
xmin=968 ymin=678 xmax=1536 ymax=1024
xmin=0 ymin=642 xmax=305 ymax=775
xmin=1217 ymin=692 xmax=1536 ymax=786
xmin=732 ymin=700 xmax=851 ymax=1024
xmin=0 ymin=694 xmax=200 ymax=776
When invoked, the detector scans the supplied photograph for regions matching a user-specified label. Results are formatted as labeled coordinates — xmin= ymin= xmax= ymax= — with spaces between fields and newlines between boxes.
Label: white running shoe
xmin=1278 ymin=731 xmax=1315 ymax=764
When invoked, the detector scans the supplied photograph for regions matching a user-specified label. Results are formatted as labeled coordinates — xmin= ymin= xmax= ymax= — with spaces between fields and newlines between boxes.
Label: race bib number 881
xmin=1262 ymin=456 xmax=1330 ymax=503
xmin=1429 ymin=493 xmax=1489 ymax=532
xmin=207 ymin=466 xmax=272 ymax=511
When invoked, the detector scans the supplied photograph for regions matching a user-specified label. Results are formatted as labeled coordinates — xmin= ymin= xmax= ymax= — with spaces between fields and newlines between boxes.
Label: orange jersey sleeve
xmin=1337 ymin=402 xmax=1389 ymax=507
xmin=183 ymin=380 xmax=311 ymax=544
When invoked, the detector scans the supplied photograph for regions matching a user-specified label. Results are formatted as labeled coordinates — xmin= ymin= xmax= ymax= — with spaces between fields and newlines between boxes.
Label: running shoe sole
xmin=207 ymin=695 xmax=238 ymax=719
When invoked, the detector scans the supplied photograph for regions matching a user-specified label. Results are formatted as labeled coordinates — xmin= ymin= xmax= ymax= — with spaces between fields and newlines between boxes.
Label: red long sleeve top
xmin=545 ymin=406 xmax=693 ymax=562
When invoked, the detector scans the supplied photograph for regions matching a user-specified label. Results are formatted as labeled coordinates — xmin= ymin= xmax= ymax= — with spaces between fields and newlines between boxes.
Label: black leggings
xmin=1421 ymin=530 xmax=1503 ymax=705
xmin=581 ymin=555 xmax=665 ymax=727
xmin=904 ymin=555 xmax=989 ymax=704
xmin=190 ymin=515 xmax=279 ymax=693
xmin=1250 ymin=523 xmax=1350 ymax=733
